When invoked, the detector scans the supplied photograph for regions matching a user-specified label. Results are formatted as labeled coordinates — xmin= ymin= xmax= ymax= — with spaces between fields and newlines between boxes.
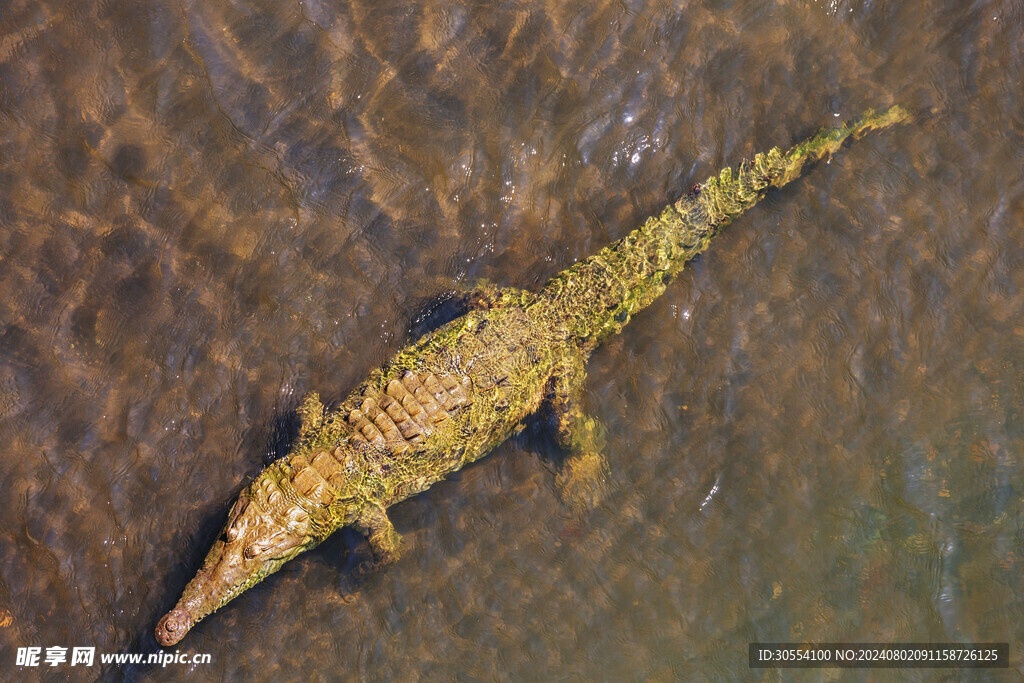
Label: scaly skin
xmin=155 ymin=106 xmax=909 ymax=646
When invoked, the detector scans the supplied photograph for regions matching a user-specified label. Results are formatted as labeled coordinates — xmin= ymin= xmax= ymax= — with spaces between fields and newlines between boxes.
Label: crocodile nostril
xmin=155 ymin=608 xmax=190 ymax=646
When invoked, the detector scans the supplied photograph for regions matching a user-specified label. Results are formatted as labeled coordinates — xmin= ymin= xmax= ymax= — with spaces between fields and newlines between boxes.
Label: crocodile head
xmin=155 ymin=466 xmax=318 ymax=646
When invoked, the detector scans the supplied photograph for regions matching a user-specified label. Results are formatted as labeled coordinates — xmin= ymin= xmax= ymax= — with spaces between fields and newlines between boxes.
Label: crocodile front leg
xmin=354 ymin=502 xmax=402 ymax=567
xmin=548 ymin=356 xmax=610 ymax=512
xmin=295 ymin=392 xmax=325 ymax=443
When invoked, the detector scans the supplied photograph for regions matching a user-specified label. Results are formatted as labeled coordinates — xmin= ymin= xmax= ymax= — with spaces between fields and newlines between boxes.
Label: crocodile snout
xmin=155 ymin=607 xmax=192 ymax=646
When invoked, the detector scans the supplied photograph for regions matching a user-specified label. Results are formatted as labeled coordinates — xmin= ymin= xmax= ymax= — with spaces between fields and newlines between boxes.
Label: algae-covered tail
xmin=155 ymin=106 xmax=909 ymax=647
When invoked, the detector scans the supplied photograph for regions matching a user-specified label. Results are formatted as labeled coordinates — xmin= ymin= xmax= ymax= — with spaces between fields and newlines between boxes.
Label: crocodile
xmin=155 ymin=106 xmax=909 ymax=646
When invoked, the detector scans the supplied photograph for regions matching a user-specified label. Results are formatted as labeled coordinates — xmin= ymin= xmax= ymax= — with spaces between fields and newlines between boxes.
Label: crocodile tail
xmin=681 ymin=105 xmax=911 ymax=239
xmin=538 ymin=106 xmax=909 ymax=347
xmin=774 ymin=105 xmax=911 ymax=187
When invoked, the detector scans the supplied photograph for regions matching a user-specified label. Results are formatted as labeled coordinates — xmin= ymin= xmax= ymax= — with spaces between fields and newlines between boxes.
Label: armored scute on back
xmin=155 ymin=106 xmax=910 ymax=647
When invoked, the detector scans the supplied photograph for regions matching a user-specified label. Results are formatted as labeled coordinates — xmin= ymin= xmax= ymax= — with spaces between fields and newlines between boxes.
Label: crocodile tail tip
xmin=849 ymin=104 xmax=912 ymax=138
xmin=775 ymin=104 xmax=911 ymax=187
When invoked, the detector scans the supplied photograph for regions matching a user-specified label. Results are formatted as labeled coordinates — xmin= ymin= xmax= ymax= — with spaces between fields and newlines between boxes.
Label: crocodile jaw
xmin=154 ymin=536 xmax=262 ymax=647
xmin=156 ymin=471 xmax=316 ymax=646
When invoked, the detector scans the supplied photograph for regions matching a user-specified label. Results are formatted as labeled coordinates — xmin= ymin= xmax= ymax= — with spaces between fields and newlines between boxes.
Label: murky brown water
xmin=1 ymin=0 xmax=1023 ymax=680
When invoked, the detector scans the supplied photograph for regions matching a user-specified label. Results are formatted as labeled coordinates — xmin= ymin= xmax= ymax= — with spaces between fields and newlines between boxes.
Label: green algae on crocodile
xmin=155 ymin=106 xmax=910 ymax=647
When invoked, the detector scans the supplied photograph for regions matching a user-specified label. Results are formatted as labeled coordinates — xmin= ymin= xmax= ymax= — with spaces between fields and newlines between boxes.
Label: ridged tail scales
xmin=539 ymin=105 xmax=911 ymax=348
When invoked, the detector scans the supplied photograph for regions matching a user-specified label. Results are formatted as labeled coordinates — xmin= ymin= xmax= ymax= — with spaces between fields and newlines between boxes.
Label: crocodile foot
xmin=556 ymin=450 xmax=608 ymax=512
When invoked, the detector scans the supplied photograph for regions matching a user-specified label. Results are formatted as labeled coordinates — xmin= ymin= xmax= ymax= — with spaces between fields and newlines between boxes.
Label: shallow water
xmin=1 ymin=0 xmax=1023 ymax=680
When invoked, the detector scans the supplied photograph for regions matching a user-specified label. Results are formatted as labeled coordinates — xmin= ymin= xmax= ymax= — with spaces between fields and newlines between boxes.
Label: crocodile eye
xmin=225 ymin=527 xmax=238 ymax=543
xmin=244 ymin=543 xmax=261 ymax=559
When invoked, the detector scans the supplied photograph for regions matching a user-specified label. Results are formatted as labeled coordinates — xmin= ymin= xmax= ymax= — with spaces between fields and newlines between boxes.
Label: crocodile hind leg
xmin=354 ymin=503 xmax=402 ymax=568
xmin=548 ymin=356 xmax=610 ymax=512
